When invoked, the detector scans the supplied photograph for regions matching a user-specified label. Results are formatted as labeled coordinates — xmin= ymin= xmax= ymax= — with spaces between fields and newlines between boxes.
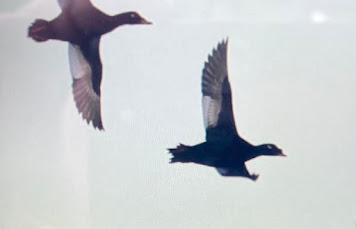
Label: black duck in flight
xmin=28 ymin=0 xmax=152 ymax=130
xmin=169 ymin=39 xmax=285 ymax=181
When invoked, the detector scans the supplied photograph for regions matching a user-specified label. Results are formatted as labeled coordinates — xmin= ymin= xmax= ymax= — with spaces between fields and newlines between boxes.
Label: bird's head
xmin=257 ymin=144 xmax=285 ymax=157
xmin=122 ymin=12 xmax=152 ymax=25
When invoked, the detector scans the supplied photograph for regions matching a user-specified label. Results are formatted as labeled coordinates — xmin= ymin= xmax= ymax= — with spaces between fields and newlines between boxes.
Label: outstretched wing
xmin=202 ymin=39 xmax=238 ymax=142
xmin=68 ymin=37 xmax=104 ymax=130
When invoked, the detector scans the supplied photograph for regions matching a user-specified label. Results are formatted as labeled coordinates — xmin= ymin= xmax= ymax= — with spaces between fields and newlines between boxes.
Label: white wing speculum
xmin=69 ymin=43 xmax=92 ymax=80
xmin=202 ymin=96 xmax=221 ymax=129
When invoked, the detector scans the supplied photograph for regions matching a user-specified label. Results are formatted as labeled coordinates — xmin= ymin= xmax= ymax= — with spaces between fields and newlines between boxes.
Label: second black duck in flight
xmin=28 ymin=0 xmax=152 ymax=130
xmin=169 ymin=39 xmax=285 ymax=181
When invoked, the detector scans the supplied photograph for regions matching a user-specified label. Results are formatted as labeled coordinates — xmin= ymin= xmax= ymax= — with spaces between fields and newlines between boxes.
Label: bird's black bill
xmin=140 ymin=19 xmax=152 ymax=24
xmin=279 ymin=151 xmax=286 ymax=157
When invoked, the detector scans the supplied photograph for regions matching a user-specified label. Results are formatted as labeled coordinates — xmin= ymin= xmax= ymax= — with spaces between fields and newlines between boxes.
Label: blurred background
xmin=0 ymin=0 xmax=355 ymax=228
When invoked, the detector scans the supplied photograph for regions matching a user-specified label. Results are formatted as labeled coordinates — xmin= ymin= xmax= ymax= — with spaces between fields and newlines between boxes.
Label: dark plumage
xmin=168 ymin=39 xmax=285 ymax=181
xmin=28 ymin=0 xmax=152 ymax=130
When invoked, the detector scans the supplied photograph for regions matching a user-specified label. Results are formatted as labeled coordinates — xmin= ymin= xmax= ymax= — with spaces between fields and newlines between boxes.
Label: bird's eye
xmin=267 ymin=145 xmax=273 ymax=149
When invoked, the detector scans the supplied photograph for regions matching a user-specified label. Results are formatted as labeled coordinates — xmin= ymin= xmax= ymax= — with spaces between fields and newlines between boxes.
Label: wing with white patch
xmin=202 ymin=39 xmax=238 ymax=141
xmin=69 ymin=42 xmax=104 ymax=130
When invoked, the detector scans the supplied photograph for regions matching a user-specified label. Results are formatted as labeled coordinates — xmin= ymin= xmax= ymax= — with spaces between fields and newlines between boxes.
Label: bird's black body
xmin=169 ymin=39 xmax=284 ymax=181
xmin=28 ymin=0 xmax=151 ymax=130
xmin=171 ymin=138 xmax=257 ymax=166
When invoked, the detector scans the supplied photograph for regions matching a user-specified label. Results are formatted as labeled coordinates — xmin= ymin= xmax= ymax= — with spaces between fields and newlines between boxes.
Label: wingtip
xmin=93 ymin=122 xmax=105 ymax=131
xmin=77 ymin=110 xmax=104 ymax=131
xmin=208 ymin=38 xmax=228 ymax=62
xmin=95 ymin=126 xmax=105 ymax=131
xmin=218 ymin=37 xmax=229 ymax=46
xmin=209 ymin=38 xmax=228 ymax=59
xmin=79 ymin=111 xmax=104 ymax=131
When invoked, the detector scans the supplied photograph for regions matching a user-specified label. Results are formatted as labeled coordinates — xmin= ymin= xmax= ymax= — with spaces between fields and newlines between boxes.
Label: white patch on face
xmin=267 ymin=145 xmax=273 ymax=150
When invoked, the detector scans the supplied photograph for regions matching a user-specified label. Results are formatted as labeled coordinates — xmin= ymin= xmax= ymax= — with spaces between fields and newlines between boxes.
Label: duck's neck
xmin=254 ymin=145 xmax=273 ymax=157
xmin=98 ymin=14 xmax=130 ymax=34
xmin=112 ymin=13 xmax=133 ymax=27
xmin=246 ymin=144 xmax=269 ymax=160
xmin=247 ymin=149 xmax=262 ymax=161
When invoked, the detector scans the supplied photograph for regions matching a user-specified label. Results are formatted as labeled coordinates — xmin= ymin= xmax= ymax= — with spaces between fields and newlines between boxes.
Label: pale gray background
xmin=0 ymin=0 xmax=356 ymax=228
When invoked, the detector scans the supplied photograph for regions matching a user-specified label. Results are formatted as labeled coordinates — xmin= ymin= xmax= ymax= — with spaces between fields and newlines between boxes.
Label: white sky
xmin=0 ymin=0 xmax=356 ymax=229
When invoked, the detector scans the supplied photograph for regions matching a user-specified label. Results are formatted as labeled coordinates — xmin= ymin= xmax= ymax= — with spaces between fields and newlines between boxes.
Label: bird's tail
xmin=168 ymin=144 xmax=192 ymax=163
xmin=28 ymin=19 xmax=52 ymax=42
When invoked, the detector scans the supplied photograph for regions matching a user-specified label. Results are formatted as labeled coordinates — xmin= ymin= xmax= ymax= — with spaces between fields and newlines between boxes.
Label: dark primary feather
xmin=69 ymin=40 xmax=103 ymax=130
xmin=202 ymin=39 xmax=238 ymax=142
xmin=28 ymin=0 xmax=151 ymax=130
xmin=169 ymin=39 xmax=284 ymax=181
